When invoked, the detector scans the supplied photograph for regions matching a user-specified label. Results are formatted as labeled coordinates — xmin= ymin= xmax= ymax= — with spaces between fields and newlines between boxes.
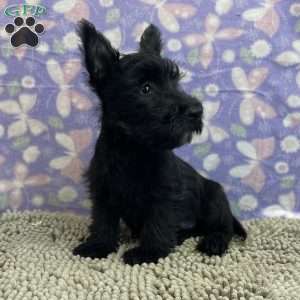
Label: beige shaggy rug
xmin=1 ymin=211 xmax=300 ymax=300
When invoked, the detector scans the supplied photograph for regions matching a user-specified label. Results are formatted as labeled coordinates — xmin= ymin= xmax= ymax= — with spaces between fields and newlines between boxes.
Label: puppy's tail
xmin=233 ymin=216 xmax=247 ymax=240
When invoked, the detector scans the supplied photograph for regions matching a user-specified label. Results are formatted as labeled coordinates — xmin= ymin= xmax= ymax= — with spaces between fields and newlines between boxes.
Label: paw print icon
xmin=5 ymin=17 xmax=44 ymax=47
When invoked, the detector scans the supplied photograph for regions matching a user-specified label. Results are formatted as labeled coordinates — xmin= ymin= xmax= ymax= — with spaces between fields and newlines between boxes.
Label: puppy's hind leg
xmin=197 ymin=179 xmax=246 ymax=256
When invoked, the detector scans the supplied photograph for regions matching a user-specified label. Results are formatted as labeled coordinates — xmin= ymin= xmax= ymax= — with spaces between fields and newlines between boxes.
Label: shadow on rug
xmin=0 ymin=211 xmax=300 ymax=300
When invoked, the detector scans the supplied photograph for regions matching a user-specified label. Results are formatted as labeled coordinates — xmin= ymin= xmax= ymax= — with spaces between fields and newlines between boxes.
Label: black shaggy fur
xmin=73 ymin=20 xmax=247 ymax=265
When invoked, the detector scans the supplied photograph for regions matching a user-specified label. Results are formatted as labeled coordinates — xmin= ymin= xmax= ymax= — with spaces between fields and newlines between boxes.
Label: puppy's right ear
xmin=77 ymin=19 xmax=119 ymax=86
xmin=139 ymin=24 xmax=162 ymax=56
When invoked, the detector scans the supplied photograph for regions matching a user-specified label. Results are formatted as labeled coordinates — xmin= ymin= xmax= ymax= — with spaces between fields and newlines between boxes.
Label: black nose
xmin=187 ymin=105 xmax=203 ymax=119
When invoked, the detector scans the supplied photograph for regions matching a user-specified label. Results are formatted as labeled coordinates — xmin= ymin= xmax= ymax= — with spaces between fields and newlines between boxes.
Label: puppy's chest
xmin=109 ymin=162 xmax=180 ymax=208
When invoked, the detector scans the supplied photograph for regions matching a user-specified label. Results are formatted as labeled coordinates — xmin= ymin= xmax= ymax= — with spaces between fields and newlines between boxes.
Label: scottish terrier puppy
xmin=73 ymin=20 xmax=247 ymax=265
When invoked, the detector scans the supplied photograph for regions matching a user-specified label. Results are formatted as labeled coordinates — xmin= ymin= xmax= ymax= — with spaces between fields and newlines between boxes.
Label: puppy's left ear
xmin=139 ymin=24 xmax=162 ymax=56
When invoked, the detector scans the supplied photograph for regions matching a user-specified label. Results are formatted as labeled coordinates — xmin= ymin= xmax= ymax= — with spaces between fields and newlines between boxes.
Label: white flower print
xmin=0 ymin=94 xmax=47 ymax=138
xmin=192 ymin=101 xmax=229 ymax=144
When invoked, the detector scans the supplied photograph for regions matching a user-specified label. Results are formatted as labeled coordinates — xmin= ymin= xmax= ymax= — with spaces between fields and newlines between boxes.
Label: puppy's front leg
xmin=123 ymin=203 xmax=176 ymax=265
xmin=73 ymin=202 xmax=120 ymax=259
xmin=197 ymin=180 xmax=238 ymax=256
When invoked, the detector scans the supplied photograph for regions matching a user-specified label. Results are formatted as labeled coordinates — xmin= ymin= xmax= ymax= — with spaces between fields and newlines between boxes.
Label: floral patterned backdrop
xmin=0 ymin=0 xmax=299 ymax=219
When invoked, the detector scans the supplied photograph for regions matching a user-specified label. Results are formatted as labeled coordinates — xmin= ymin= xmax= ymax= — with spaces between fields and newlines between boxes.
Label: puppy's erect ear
xmin=77 ymin=19 xmax=119 ymax=86
xmin=139 ymin=24 xmax=162 ymax=56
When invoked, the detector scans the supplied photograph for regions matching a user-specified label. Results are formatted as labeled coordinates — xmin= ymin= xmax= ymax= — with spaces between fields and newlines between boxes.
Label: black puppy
xmin=73 ymin=20 xmax=247 ymax=265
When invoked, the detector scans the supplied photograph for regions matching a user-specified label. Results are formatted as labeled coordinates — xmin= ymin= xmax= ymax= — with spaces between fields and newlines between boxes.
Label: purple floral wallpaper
xmin=0 ymin=0 xmax=299 ymax=219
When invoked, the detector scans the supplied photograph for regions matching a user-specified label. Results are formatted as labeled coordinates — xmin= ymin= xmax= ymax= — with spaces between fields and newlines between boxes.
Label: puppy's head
xmin=78 ymin=20 xmax=203 ymax=149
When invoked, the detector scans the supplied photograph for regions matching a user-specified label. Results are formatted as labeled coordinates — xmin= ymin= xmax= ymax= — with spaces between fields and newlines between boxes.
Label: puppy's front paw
xmin=73 ymin=240 xmax=116 ymax=259
xmin=198 ymin=233 xmax=229 ymax=256
xmin=123 ymin=247 xmax=167 ymax=265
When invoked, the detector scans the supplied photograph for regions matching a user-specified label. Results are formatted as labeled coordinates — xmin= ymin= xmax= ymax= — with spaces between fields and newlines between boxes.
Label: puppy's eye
xmin=141 ymin=84 xmax=151 ymax=95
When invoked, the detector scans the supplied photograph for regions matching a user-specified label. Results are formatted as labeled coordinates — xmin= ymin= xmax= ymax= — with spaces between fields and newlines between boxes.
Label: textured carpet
xmin=1 ymin=211 xmax=300 ymax=300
